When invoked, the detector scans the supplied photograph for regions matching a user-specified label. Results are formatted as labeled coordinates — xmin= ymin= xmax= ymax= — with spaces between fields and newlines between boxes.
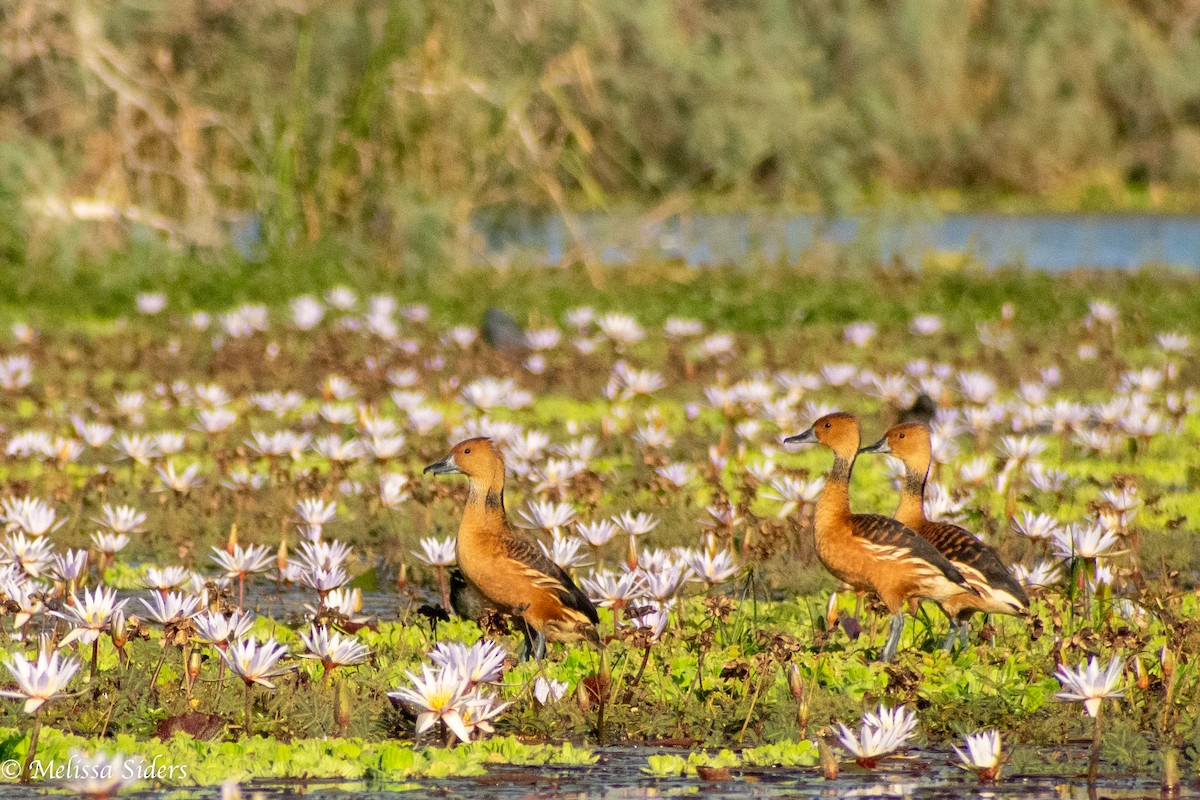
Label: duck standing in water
xmin=786 ymin=413 xmax=977 ymax=661
xmin=424 ymin=438 xmax=599 ymax=660
xmin=859 ymin=422 xmax=1028 ymax=649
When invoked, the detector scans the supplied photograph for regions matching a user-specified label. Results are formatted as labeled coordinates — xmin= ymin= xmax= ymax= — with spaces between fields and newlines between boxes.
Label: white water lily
xmin=1012 ymin=511 xmax=1060 ymax=540
xmin=533 ymin=676 xmax=568 ymax=705
xmin=540 ymin=535 xmax=591 ymax=570
xmin=460 ymin=691 xmax=509 ymax=737
xmin=194 ymin=610 xmax=255 ymax=649
xmin=142 ymin=565 xmax=191 ymax=593
xmin=93 ymin=503 xmax=145 ymax=534
xmin=91 ymin=532 xmax=131 ymax=556
xmin=516 ymin=500 xmax=577 ymax=534
xmin=575 ymin=519 xmax=619 ymax=547
xmin=0 ymin=647 xmax=81 ymax=713
xmin=379 ymin=473 xmax=411 ymax=509
xmin=428 ymin=639 xmax=507 ymax=686
xmin=680 ymin=548 xmax=739 ymax=587
xmin=954 ymin=729 xmax=1002 ymax=782
xmin=295 ymin=497 xmax=338 ymax=527
xmin=138 ymin=591 xmax=202 ymax=625
xmin=0 ymin=532 xmax=55 ymax=577
xmin=51 ymin=587 xmax=128 ymax=647
xmin=836 ymin=704 xmax=918 ymax=767
xmin=221 ymin=637 xmax=291 ymax=689
xmin=613 ymin=511 xmax=659 ymax=538
xmin=581 ymin=570 xmax=645 ymax=610
xmin=412 ymin=536 xmax=456 ymax=567
xmin=1051 ymin=523 xmax=1124 ymax=562
xmin=298 ymin=625 xmax=370 ymax=674
xmin=211 ymin=544 xmax=274 ymax=579
xmin=389 ymin=665 xmax=471 ymax=742
xmin=836 ymin=720 xmax=913 ymax=767
xmin=1012 ymin=560 xmax=1062 ymax=589
xmin=1055 ymin=656 xmax=1125 ymax=717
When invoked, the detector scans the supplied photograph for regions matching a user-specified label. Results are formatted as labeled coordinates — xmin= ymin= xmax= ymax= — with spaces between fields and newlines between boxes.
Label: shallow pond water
xmin=5 ymin=746 xmax=1196 ymax=800
xmin=76 ymin=590 xmax=1190 ymax=800
xmin=473 ymin=210 xmax=1200 ymax=270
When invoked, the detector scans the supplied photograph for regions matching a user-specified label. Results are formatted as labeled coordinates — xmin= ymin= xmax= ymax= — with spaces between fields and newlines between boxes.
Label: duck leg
xmin=942 ymin=620 xmax=970 ymax=651
xmin=515 ymin=619 xmax=537 ymax=662
xmin=880 ymin=613 xmax=905 ymax=662
xmin=532 ymin=631 xmax=547 ymax=662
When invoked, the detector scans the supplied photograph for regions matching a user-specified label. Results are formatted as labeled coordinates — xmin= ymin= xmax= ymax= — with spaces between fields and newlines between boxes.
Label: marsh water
xmin=3 ymin=745 xmax=1195 ymax=799
xmin=49 ymin=589 xmax=1191 ymax=799
xmin=473 ymin=211 xmax=1200 ymax=270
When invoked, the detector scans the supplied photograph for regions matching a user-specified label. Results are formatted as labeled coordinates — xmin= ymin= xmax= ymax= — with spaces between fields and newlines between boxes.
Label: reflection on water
xmin=476 ymin=212 xmax=1200 ymax=270
xmin=4 ymin=746 xmax=1188 ymax=800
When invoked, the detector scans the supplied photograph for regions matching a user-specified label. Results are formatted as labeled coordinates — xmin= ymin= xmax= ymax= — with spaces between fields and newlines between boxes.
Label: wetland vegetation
xmin=0 ymin=265 xmax=1198 ymax=795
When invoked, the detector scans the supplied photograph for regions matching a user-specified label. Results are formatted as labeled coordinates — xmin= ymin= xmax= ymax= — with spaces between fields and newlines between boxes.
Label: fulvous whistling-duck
xmin=447 ymin=566 xmax=537 ymax=656
xmin=785 ymin=412 xmax=976 ymax=661
xmin=859 ymin=422 xmax=1028 ymax=648
xmin=424 ymin=438 xmax=599 ymax=660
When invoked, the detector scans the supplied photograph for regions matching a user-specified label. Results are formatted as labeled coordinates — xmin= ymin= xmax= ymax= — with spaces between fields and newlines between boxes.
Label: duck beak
xmin=858 ymin=437 xmax=891 ymax=455
xmin=784 ymin=427 xmax=817 ymax=445
xmin=423 ymin=454 xmax=461 ymax=476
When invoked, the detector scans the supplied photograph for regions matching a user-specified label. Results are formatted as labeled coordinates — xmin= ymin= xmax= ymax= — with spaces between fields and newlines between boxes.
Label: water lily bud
xmin=277 ymin=538 xmax=288 ymax=572
xmin=788 ymin=664 xmax=804 ymax=702
xmin=335 ymin=681 xmax=352 ymax=733
xmin=226 ymin=523 xmax=238 ymax=554
xmin=1161 ymin=647 xmax=1176 ymax=678
xmin=188 ymin=650 xmax=203 ymax=682
xmin=1135 ymin=657 xmax=1149 ymax=690
xmin=110 ymin=611 xmax=128 ymax=649
xmin=576 ymin=681 xmax=591 ymax=713
xmin=825 ymin=593 xmax=839 ymax=629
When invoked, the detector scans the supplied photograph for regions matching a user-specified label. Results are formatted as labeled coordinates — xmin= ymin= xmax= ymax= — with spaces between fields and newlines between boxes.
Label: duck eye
xmin=824 ymin=422 xmax=831 ymax=428
xmin=898 ymin=433 xmax=905 ymax=439
xmin=464 ymin=448 xmax=471 ymax=454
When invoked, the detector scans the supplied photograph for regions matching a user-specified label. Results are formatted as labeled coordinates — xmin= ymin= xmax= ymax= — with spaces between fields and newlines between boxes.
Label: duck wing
xmin=851 ymin=513 xmax=978 ymax=594
xmin=501 ymin=535 xmax=600 ymax=625
xmin=918 ymin=521 xmax=1029 ymax=609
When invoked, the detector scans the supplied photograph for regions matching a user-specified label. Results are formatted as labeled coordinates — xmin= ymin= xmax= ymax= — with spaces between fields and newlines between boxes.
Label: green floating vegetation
xmin=0 ymin=728 xmax=596 ymax=785
xmin=644 ymin=740 xmax=819 ymax=777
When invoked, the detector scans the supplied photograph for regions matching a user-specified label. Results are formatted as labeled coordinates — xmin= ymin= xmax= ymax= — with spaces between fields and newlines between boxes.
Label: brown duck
xmin=785 ymin=412 xmax=976 ymax=661
xmin=424 ymin=437 xmax=599 ymax=659
xmin=859 ymin=422 xmax=1028 ymax=649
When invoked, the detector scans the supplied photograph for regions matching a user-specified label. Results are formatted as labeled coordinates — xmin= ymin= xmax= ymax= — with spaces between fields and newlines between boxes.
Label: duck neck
xmin=815 ymin=448 xmax=855 ymax=529
xmin=896 ymin=460 xmax=929 ymax=529
xmin=461 ymin=464 xmax=508 ymax=538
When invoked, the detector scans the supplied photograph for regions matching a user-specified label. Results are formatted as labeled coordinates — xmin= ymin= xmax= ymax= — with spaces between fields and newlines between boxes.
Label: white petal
xmin=443 ymin=711 xmax=472 ymax=743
